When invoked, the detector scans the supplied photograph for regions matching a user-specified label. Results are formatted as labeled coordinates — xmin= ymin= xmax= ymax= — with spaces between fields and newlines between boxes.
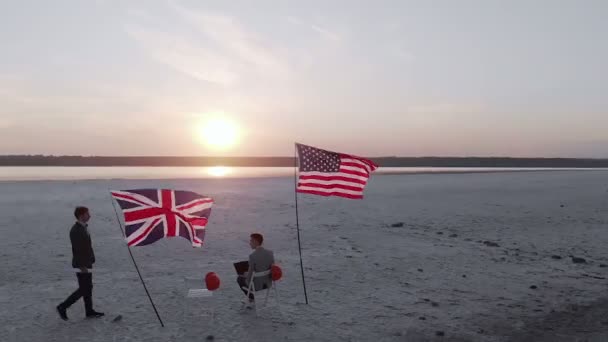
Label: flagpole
xmin=294 ymin=144 xmax=309 ymax=305
xmin=110 ymin=194 xmax=165 ymax=327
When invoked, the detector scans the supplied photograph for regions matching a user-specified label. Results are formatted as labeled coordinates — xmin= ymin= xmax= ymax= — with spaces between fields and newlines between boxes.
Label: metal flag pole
xmin=110 ymin=193 xmax=165 ymax=327
xmin=294 ymin=143 xmax=309 ymax=304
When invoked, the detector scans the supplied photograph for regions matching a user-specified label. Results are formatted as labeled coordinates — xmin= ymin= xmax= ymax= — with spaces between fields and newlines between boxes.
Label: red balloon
xmin=205 ymin=272 xmax=216 ymax=282
xmin=271 ymin=265 xmax=282 ymax=281
xmin=205 ymin=272 xmax=220 ymax=291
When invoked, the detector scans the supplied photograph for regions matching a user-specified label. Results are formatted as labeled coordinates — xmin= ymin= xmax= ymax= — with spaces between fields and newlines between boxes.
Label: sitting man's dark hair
xmin=74 ymin=206 xmax=89 ymax=219
xmin=250 ymin=233 xmax=264 ymax=245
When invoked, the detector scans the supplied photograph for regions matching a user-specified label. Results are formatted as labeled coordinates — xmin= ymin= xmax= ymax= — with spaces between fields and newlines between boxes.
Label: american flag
xmin=296 ymin=143 xmax=378 ymax=199
xmin=110 ymin=189 xmax=213 ymax=247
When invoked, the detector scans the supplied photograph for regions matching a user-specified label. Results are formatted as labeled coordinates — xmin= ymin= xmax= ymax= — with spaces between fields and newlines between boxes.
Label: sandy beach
xmin=1 ymin=171 xmax=607 ymax=341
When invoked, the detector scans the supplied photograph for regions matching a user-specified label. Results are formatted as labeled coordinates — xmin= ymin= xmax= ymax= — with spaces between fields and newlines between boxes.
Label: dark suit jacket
xmin=70 ymin=222 xmax=95 ymax=269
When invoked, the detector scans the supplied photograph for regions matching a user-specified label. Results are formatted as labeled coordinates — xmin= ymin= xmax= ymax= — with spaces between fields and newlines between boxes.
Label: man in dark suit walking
xmin=57 ymin=206 xmax=104 ymax=320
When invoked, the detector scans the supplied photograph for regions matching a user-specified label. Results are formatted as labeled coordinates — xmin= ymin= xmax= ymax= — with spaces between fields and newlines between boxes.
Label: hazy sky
xmin=1 ymin=0 xmax=607 ymax=157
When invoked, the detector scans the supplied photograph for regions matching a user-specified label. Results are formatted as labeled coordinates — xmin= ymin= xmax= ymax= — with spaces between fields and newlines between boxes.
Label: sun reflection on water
xmin=207 ymin=166 xmax=232 ymax=177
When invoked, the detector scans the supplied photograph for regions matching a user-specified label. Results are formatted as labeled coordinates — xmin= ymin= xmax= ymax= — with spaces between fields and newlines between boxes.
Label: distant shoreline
xmin=376 ymin=168 xmax=608 ymax=175
xmin=1 ymin=167 xmax=606 ymax=183
xmin=2 ymin=155 xmax=608 ymax=168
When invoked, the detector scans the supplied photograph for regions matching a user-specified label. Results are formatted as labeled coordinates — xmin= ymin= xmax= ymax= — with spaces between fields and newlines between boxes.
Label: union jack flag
xmin=110 ymin=189 xmax=213 ymax=247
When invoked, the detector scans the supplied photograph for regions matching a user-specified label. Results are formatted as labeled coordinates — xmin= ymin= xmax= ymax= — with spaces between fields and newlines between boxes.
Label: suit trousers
xmin=237 ymin=276 xmax=268 ymax=300
xmin=60 ymin=272 xmax=93 ymax=314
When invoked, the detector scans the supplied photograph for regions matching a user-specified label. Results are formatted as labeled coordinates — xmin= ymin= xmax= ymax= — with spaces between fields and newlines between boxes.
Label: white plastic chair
xmin=184 ymin=277 xmax=216 ymax=322
xmin=241 ymin=270 xmax=280 ymax=316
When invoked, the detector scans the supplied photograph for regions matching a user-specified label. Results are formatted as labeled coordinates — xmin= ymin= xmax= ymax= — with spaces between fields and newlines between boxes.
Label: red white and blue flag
xmin=296 ymin=143 xmax=378 ymax=199
xmin=110 ymin=189 xmax=213 ymax=247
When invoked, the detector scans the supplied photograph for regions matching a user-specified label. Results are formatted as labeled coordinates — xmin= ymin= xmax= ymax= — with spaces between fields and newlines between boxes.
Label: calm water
xmin=0 ymin=166 xmax=604 ymax=181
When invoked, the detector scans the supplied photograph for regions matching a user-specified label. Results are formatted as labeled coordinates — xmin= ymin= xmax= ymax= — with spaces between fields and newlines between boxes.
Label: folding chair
xmin=184 ymin=277 xmax=216 ymax=322
xmin=241 ymin=270 xmax=280 ymax=316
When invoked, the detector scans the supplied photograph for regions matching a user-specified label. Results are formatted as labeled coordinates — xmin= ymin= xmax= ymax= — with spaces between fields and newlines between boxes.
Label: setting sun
xmin=198 ymin=117 xmax=239 ymax=150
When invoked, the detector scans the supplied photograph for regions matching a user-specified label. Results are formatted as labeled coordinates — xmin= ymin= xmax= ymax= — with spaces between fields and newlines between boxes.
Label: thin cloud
xmin=0 ymin=117 xmax=11 ymax=129
xmin=127 ymin=3 xmax=290 ymax=86
xmin=310 ymin=24 xmax=341 ymax=41
xmin=406 ymin=104 xmax=486 ymax=115
xmin=286 ymin=16 xmax=342 ymax=42
xmin=285 ymin=16 xmax=302 ymax=25
xmin=171 ymin=3 xmax=290 ymax=77
xmin=393 ymin=45 xmax=415 ymax=62
xmin=126 ymin=26 xmax=239 ymax=86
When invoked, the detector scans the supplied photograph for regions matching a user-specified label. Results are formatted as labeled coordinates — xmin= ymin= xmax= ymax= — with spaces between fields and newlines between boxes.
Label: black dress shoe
xmin=56 ymin=305 xmax=68 ymax=321
xmin=86 ymin=311 xmax=105 ymax=318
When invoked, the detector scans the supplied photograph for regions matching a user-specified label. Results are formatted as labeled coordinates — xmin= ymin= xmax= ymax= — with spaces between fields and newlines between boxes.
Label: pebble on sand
xmin=551 ymin=255 xmax=562 ymax=260
xmin=530 ymin=285 xmax=538 ymax=290
xmin=391 ymin=222 xmax=404 ymax=228
xmin=571 ymin=257 xmax=587 ymax=264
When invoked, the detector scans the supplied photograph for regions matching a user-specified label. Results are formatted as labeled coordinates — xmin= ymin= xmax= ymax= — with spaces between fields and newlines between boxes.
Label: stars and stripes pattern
xmin=296 ymin=143 xmax=378 ymax=199
xmin=110 ymin=189 xmax=213 ymax=247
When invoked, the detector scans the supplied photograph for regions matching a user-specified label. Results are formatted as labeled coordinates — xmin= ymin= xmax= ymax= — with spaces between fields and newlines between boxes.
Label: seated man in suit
xmin=237 ymin=233 xmax=274 ymax=306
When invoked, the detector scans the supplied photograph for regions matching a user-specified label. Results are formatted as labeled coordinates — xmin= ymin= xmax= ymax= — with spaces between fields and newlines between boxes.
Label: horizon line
xmin=1 ymin=155 xmax=608 ymax=160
